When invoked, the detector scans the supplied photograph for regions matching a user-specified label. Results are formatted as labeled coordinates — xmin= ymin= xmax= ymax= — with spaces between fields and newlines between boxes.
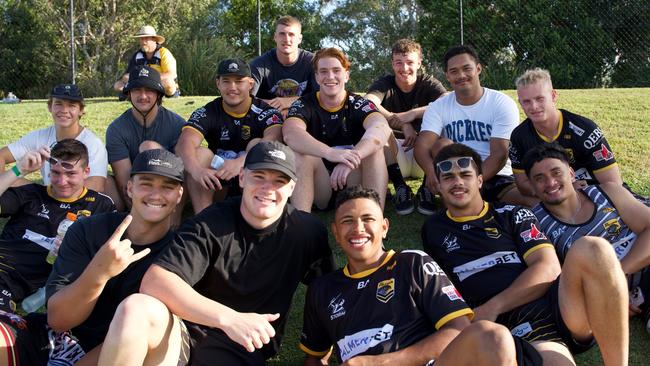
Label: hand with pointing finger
xmin=90 ymin=215 xmax=151 ymax=282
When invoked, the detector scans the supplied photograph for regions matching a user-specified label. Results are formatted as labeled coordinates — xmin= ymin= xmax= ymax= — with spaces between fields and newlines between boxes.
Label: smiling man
xmin=283 ymin=47 xmax=392 ymax=212
xmin=365 ymin=39 xmax=447 ymax=215
xmin=251 ymin=16 xmax=318 ymax=116
xmin=0 ymin=84 xmax=108 ymax=192
xmin=422 ymin=143 xmax=629 ymax=365
xmin=94 ymin=141 xmax=334 ymax=366
xmin=300 ymin=185 xmax=541 ymax=366
xmin=176 ymin=58 xmax=283 ymax=213
xmin=105 ymin=66 xmax=185 ymax=212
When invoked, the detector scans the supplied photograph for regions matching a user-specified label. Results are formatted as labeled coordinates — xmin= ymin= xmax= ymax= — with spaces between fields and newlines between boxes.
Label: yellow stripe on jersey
xmin=316 ymin=92 xmax=346 ymax=113
xmin=223 ymin=97 xmax=253 ymax=118
xmin=512 ymin=168 xmax=525 ymax=173
xmin=299 ymin=342 xmax=332 ymax=357
xmin=343 ymin=250 xmax=396 ymax=279
xmin=435 ymin=308 xmax=474 ymax=330
xmin=534 ymin=111 xmax=563 ymax=142
xmin=48 ymin=186 xmax=88 ymax=203
xmin=592 ymin=162 xmax=618 ymax=173
xmin=522 ymin=243 xmax=555 ymax=260
xmin=446 ymin=202 xmax=489 ymax=222
xmin=181 ymin=125 xmax=205 ymax=138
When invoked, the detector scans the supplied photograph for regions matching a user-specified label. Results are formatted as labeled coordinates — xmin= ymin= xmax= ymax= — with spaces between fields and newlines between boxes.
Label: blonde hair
xmin=391 ymin=39 xmax=422 ymax=59
xmin=275 ymin=15 xmax=301 ymax=31
xmin=515 ymin=68 xmax=553 ymax=89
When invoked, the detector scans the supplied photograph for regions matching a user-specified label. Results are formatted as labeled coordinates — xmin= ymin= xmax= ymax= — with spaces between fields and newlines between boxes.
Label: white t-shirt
xmin=421 ymin=88 xmax=519 ymax=176
xmin=8 ymin=126 xmax=108 ymax=184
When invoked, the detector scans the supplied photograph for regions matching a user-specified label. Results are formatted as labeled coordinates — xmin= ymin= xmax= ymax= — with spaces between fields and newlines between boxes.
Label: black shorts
xmin=497 ymin=280 xmax=595 ymax=354
xmin=482 ymin=174 xmax=516 ymax=202
xmin=0 ymin=312 xmax=85 ymax=366
xmin=513 ymin=335 xmax=543 ymax=366
xmin=185 ymin=323 xmax=269 ymax=366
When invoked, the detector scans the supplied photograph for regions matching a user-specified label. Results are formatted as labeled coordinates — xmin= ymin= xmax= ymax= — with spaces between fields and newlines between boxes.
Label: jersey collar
xmin=534 ymin=110 xmax=563 ymax=142
xmin=222 ymin=96 xmax=253 ymax=118
xmin=47 ymin=185 xmax=88 ymax=203
xmin=343 ymin=249 xmax=396 ymax=279
xmin=446 ymin=201 xmax=489 ymax=222
xmin=316 ymin=91 xmax=347 ymax=113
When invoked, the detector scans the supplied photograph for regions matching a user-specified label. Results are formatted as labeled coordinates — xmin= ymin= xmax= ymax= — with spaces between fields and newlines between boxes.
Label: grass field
xmin=1 ymin=88 xmax=649 ymax=365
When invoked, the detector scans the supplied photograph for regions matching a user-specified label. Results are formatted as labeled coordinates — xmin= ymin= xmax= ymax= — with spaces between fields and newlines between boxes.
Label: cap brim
xmin=246 ymin=162 xmax=297 ymax=181
xmin=130 ymin=170 xmax=184 ymax=183
xmin=52 ymin=95 xmax=84 ymax=102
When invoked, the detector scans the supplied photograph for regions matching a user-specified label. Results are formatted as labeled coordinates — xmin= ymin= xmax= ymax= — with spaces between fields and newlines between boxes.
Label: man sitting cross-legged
xmin=522 ymin=143 xmax=650 ymax=321
xmin=300 ymin=185 xmax=542 ymax=366
xmin=283 ymin=47 xmax=391 ymax=211
xmin=421 ymin=143 xmax=629 ymax=365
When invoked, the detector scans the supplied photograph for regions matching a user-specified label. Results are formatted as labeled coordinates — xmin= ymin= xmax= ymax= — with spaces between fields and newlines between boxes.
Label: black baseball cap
xmin=244 ymin=141 xmax=297 ymax=181
xmin=123 ymin=66 xmax=165 ymax=95
xmin=50 ymin=84 xmax=84 ymax=102
xmin=217 ymin=58 xmax=251 ymax=78
xmin=131 ymin=149 xmax=184 ymax=182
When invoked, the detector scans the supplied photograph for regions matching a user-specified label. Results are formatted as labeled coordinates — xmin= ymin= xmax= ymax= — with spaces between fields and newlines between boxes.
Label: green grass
xmin=1 ymin=89 xmax=649 ymax=365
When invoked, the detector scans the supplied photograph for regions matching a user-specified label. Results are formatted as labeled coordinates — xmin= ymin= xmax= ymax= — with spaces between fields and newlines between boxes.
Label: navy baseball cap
xmin=50 ymin=84 xmax=84 ymax=102
xmin=217 ymin=58 xmax=251 ymax=78
xmin=123 ymin=66 xmax=165 ymax=95
xmin=131 ymin=149 xmax=184 ymax=182
xmin=244 ymin=141 xmax=297 ymax=181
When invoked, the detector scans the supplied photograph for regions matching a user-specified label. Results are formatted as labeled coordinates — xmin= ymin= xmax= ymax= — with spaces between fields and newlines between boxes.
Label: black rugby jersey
xmin=251 ymin=48 xmax=317 ymax=99
xmin=421 ymin=202 xmax=554 ymax=307
xmin=509 ymin=109 xmax=617 ymax=182
xmin=366 ymin=74 xmax=446 ymax=132
xmin=287 ymin=91 xmax=380 ymax=147
xmin=184 ymin=97 xmax=283 ymax=153
xmin=300 ymin=250 xmax=472 ymax=363
xmin=533 ymin=185 xmax=636 ymax=262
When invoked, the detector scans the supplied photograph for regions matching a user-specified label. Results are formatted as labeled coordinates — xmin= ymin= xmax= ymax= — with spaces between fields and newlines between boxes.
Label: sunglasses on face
xmin=436 ymin=156 xmax=474 ymax=175
xmin=48 ymin=156 xmax=79 ymax=170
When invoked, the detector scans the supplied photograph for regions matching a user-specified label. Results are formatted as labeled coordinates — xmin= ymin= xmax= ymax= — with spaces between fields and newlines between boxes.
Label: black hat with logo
xmin=244 ymin=141 xmax=297 ymax=181
xmin=123 ymin=66 xmax=165 ymax=95
xmin=216 ymin=58 xmax=252 ymax=78
xmin=131 ymin=149 xmax=184 ymax=182
xmin=50 ymin=84 xmax=84 ymax=102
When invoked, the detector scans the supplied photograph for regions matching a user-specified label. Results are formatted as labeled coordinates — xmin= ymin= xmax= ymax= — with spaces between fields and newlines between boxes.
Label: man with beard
xmin=105 ymin=66 xmax=185 ymax=212
xmin=176 ymin=58 xmax=283 ymax=213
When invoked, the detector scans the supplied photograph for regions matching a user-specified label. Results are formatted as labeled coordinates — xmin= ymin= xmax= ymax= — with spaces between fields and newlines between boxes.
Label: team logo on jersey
xmin=337 ymin=324 xmax=394 ymax=362
xmin=188 ymin=107 xmax=207 ymax=123
xmin=514 ymin=208 xmax=536 ymax=224
xmin=563 ymin=134 xmax=572 ymax=140
xmin=565 ymin=148 xmax=575 ymax=163
xmin=443 ymin=233 xmax=460 ymax=252
xmin=602 ymin=207 xmax=615 ymax=213
xmin=85 ymin=196 xmax=95 ymax=202
xmin=361 ymin=103 xmax=376 ymax=113
xmin=453 ymin=251 xmax=521 ymax=281
xmin=270 ymin=79 xmax=306 ymax=97
xmin=442 ymin=285 xmax=463 ymax=301
xmin=241 ymin=125 xmax=251 ymax=140
xmin=568 ymin=122 xmax=585 ymax=136
xmin=220 ymin=127 xmax=230 ymax=141
xmin=584 ymin=128 xmax=604 ymax=149
xmin=376 ymin=279 xmax=395 ymax=303
xmin=38 ymin=204 xmax=50 ymax=219
xmin=328 ymin=293 xmax=346 ymax=320
xmin=592 ymin=144 xmax=614 ymax=162
xmin=76 ymin=210 xmax=91 ymax=218
xmin=603 ymin=218 xmax=622 ymax=239
xmin=484 ymin=227 xmax=501 ymax=239
xmin=508 ymin=145 xmax=519 ymax=164
xmin=520 ymin=223 xmax=547 ymax=242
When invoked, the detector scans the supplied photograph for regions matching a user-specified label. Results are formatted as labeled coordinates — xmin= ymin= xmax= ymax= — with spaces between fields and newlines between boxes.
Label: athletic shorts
xmin=0 ymin=312 xmax=85 ymax=366
xmin=185 ymin=323 xmax=270 ymax=366
xmin=497 ymin=280 xmax=595 ymax=354
xmin=482 ymin=174 xmax=516 ymax=203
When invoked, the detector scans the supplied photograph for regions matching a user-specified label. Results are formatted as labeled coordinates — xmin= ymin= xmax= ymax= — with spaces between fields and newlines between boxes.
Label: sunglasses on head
xmin=48 ymin=156 xmax=79 ymax=170
xmin=436 ymin=156 xmax=474 ymax=175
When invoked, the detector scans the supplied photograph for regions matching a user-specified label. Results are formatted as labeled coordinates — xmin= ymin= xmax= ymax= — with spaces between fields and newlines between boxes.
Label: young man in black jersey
xmin=522 ymin=143 xmax=650 ymax=320
xmin=301 ymin=185 xmax=541 ymax=366
xmin=250 ymin=15 xmax=317 ymax=117
xmin=0 ymin=139 xmax=119 ymax=365
xmin=177 ymin=58 xmax=283 ymax=213
xmin=510 ymin=68 xmax=623 ymax=202
xmin=97 ymin=141 xmax=334 ymax=366
xmin=283 ymin=47 xmax=392 ymax=212
xmin=422 ymin=143 xmax=629 ymax=365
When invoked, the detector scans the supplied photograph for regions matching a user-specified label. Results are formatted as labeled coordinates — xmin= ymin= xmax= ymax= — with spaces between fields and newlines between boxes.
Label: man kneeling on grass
xmin=300 ymin=185 xmax=542 ymax=365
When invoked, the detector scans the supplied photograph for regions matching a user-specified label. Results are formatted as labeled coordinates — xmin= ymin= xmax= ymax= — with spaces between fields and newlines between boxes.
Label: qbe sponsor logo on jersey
xmin=442 ymin=285 xmax=464 ymax=301
xmin=328 ymin=293 xmax=346 ymax=320
xmin=511 ymin=322 xmax=533 ymax=338
xmin=376 ymin=278 xmax=395 ymax=303
xmin=514 ymin=209 xmax=536 ymax=224
xmin=337 ymin=324 xmax=394 ymax=362
xmin=583 ymin=128 xmax=604 ymax=149
xmin=453 ymin=251 xmax=521 ymax=281
xmin=520 ymin=223 xmax=547 ymax=242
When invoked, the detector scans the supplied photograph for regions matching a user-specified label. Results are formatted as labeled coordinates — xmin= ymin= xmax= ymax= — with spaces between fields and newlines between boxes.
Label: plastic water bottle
xmin=46 ymin=212 xmax=77 ymax=264
xmin=21 ymin=286 xmax=45 ymax=313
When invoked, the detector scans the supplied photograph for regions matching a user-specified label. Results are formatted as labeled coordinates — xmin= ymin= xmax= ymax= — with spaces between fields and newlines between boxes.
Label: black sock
xmin=387 ymin=164 xmax=407 ymax=188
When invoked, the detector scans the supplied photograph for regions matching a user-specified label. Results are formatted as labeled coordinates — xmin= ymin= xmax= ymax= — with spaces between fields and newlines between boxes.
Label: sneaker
xmin=393 ymin=185 xmax=415 ymax=215
xmin=417 ymin=186 xmax=436 ymax=215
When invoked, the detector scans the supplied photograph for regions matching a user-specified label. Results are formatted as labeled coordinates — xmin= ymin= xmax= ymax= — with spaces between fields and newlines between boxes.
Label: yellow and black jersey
xmin=421 ymin=202 xmax=554 ymax=307
xmin=125 ymin=46 xmax=175 ymax=75
xmin=300 ymin=250 xmax=472 ymax=363
xmin=287 ymin=91 xmax=380 ymax=147
xmin=184 ymin=97 xmax=282 ymax=154
xmin=509 ymin=109 xmax=617 ymax=183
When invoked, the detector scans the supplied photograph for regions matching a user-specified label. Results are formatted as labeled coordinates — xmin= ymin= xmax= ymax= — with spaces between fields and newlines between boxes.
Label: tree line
xmin=2 ymin=0 xmax=648 ymax=98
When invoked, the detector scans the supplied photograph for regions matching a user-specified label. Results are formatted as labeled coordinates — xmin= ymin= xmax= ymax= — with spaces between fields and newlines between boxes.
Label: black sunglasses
xmin=436 ymin=156 xmax=474 ymax=174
